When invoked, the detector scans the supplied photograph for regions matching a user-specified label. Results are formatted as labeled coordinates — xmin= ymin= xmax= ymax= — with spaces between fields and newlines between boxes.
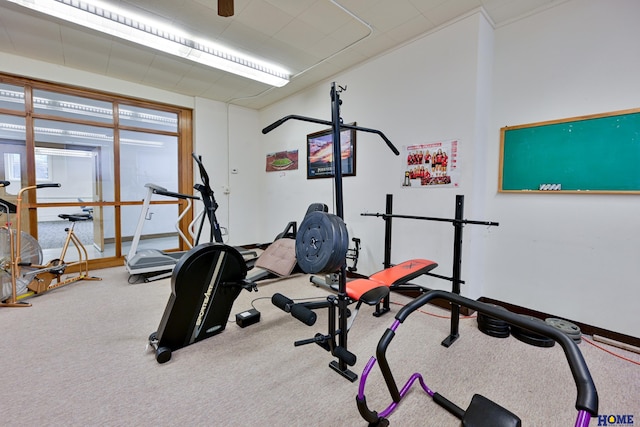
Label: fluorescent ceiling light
xmin=35 ymin=147 xmax=93 ymax=157
xmin=7 ymin=0 xmax=290 ymax=87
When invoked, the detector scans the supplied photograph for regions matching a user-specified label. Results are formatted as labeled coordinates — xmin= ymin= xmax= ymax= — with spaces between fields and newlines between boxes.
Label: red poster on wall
xmin=401 ymin=140 xmax=459 ymax=188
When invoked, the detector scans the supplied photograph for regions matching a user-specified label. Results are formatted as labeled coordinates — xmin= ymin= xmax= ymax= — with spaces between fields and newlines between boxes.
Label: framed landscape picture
xmin=306 ymin=124 xmax=356 ymax=179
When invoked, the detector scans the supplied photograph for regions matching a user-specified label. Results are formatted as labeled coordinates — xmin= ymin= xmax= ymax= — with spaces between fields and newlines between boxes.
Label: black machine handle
xmin=36 ymin=183 xmax=61 ymax=189
xmin=147 ymin=183 xmax=199 ymax=200
xmin=0 ymin=180 xmax=10 ymax=187
xmin=340 ymin=122 xmax=399 ymax=155
xmin=272 ymin=293 xmax=317 ymax=326
xmin=334 ymin=345 xmax=356 ymax=366
xmin=262 ymin=115 xmax=333 ymax=134
xmin=192 ymin=153 xmax=211 ymax=191
xmin=272 ymin=292 xmax=293 ymax=312
xmin=290 ymin=304 xmax=317 ymax=326
xmin=385 ymin=290 xmax=598 ymax=416
xmin=262 ymin=116 xmax=400 ymax=156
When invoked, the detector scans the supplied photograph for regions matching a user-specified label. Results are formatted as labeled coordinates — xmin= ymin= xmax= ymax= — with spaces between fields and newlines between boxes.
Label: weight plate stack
xmin=545 ymin=317 xmax=582 ymax=344
xmin=477 ymin=304 xmax=510 ymax=338
xmin=295 ymin=211 xmax=349 ymax=274
xmin=510 ymin=315 xmax=556 ymax=348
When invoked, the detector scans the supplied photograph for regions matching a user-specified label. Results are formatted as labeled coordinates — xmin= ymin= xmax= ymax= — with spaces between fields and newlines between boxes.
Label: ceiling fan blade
xmin=218 ymin=0 xmax=234 ymax=17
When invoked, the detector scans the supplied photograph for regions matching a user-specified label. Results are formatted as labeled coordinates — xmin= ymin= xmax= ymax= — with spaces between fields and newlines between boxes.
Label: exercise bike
xmin=0 ymin=183 xmax=101 ymax=307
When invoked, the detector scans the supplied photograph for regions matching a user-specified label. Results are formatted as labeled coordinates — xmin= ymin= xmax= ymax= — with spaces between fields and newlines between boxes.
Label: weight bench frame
xmin=272 ymin=258 xmax=438 ymax=382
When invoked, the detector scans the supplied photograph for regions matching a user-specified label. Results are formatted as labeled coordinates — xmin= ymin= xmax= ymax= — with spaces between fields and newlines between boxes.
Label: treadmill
xmin=124 ymin=183 xmax=199 ymax=281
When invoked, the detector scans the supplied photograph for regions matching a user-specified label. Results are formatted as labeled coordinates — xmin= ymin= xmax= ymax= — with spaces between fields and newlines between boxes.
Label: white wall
xmin=485 ymin=0 xmax=640 ymax=338
xmin=3 ymin=0 xmax=637 ymax=338
xmin=192 ymin=99 xmax=263 ymax=246
xmin=0 ymin=52 xmax=194 ymax=108
xmin=255 ymin=2 xmax=640 ymax=338
xmin=259 ymin=11 xmax=495 ymax=296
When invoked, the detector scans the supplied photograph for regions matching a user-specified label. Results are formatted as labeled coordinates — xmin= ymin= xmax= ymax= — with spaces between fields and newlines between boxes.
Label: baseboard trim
xmin=479 ymin=296 xmax=640 ymax=349
xmin=319 ymin=273 xmax=639 ymax=348
xmin=384 ymin=283 xmax=639 ymax=348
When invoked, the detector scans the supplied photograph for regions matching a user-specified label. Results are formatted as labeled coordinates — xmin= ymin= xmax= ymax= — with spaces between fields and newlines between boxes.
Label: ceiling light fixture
xmin=7 ymin=0 xmax=290 ymax=87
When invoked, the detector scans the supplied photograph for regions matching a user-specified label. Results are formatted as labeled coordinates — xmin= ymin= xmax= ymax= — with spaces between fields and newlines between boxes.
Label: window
xmin=0 ymin=74 xmax=192 ymax=267
xmin=0 ymin=83 xmax=25 ymax=112
xmin=4 ymin=152 xmax=21 ymax=181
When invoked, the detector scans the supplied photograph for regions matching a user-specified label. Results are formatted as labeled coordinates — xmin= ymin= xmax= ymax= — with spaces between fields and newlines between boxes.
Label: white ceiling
xmin=0 ymin=0 xmax=566 ymax=109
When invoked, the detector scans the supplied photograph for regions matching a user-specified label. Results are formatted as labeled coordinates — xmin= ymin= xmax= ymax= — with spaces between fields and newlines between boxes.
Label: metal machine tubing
xmin=442 ymin=195 xmax=464 ymax=347
xmin=365 ymin=194 xmax=499 ymax=347
xmin=262 ymin=82 xmax=399 ymax=380
xmin=384 ymin=290 xmax=599 ymax=417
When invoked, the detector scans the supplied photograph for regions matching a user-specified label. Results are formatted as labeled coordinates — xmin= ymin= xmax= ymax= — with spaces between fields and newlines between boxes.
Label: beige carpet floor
xmin=1 ymin=266 xmax=638 ymax=426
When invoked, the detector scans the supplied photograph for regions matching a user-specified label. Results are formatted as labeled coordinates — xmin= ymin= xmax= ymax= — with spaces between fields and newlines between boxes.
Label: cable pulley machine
xmin=262 ymin=82 xmax=400 ymax=381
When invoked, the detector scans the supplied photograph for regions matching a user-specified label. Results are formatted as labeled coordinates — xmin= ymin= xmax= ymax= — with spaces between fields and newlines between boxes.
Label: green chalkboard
xmin=499 ymin=108 xmax=640 ymax=193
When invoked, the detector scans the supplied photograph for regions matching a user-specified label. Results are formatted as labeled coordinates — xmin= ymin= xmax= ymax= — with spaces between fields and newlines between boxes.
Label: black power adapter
xmin=235 ymin=308 xmax=260 ymax=328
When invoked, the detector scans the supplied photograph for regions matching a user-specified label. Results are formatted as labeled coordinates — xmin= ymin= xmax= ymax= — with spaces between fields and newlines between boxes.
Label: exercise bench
xmin=272 ymin=258 xmax=438 ymax=380
xmin=311 ymin=258 xmax=438 ymax=315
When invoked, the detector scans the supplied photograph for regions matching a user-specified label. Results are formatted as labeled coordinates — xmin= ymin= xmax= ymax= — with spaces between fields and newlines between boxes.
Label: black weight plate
xmin=296 ymin=211 xmax=339 ymax=273
xmin=296 ymin=211 xmax=347 ymax=274
xmin=477 ymin=314 xmax=509 ymax=327
xmin=326 ymin=214 xmax=349 ymax=272
xmin=478 ymin=322 xmax=510 ymax=338
xmin=510 ymin=321 xmax=556 ymax=348
xmin=477 ymin=314 xmax=509 ymax=328
xmin=511 ymin=327 xmax=556 ymax=348
xmin=322 ymin=214 xmax=341 ymax=273
xmin=545 ymin=318 xmax=582 ymax=337
xmin=477 ymin=319 xmax=510 ymax=334
xmin=509 ymin=315 xmax=548 ymax=336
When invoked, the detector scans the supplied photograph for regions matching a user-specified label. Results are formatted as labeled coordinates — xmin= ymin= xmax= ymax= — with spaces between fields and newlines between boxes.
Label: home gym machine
xmin=356 ymin=290 xmax=599 ymax=426
xmin=362 ymin=193 xmax=499 ymax=347
xmin=146 ymin=202 xmax=329 ymax=363
xmin=147 ymin=242 xmax=257 ymax=363
xmin=191 ymin=152 xmax=228 ymax=245
xmin=191 ymin=152 xmax=257 ymax=263
xmin=262 ymin=82 xmax=401 ymax=381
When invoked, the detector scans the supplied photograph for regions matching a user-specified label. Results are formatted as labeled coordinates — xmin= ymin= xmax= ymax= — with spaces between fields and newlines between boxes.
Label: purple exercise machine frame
xmin=356 ymin=290 xmax=598 ymax=426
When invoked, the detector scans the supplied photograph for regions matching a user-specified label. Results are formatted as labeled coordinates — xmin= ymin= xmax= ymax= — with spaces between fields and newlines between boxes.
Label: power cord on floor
xmin=582 ymin=337 xmax=640 ymax=366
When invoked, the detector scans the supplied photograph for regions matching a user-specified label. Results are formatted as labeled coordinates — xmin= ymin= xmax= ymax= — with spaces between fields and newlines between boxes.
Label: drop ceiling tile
xmin=272 ymin=18 xmax=327 ymax=53
xmin=427 ymin=0 xmax=483 ymax=25
xmin=408 ymin=0 xmax=449 ymax=15
xmin=357 ymin=1 xmax=423 ymax=33
xmin=234 ymin=0 xmax=295 ymax=36
xmin=488 ymin=0 xmax=563 ymax=25
xmin=384 ymin=14 xmax=436 ymax=43
xmin=0 ymin=0 xmax=576 ymax=109
xmin=174 ymin=1 xmax=233 ymax=39
xmin=265 ymin=0 xmax=319 ymax=17
xmin=297 ymin=0 xmax=355 ymax=34
xmin=106 ymin=45 xmax=156 ymax=82
xmin=350 ymin=31 xmax=398 ymax=58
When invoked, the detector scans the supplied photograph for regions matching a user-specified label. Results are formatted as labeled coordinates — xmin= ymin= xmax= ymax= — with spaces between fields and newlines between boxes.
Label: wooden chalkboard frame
xmin=499 ymin=108 xmax=640 ymax=194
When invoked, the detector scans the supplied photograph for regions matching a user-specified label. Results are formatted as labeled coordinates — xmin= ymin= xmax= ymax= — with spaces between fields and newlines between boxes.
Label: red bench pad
xmin=345 ymin=259 xmax=438 ymax=302
xmin=347 ymin=278 xmax=386 ymax=301
xmin=369 ymin=259 xmax=438 ymax=287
